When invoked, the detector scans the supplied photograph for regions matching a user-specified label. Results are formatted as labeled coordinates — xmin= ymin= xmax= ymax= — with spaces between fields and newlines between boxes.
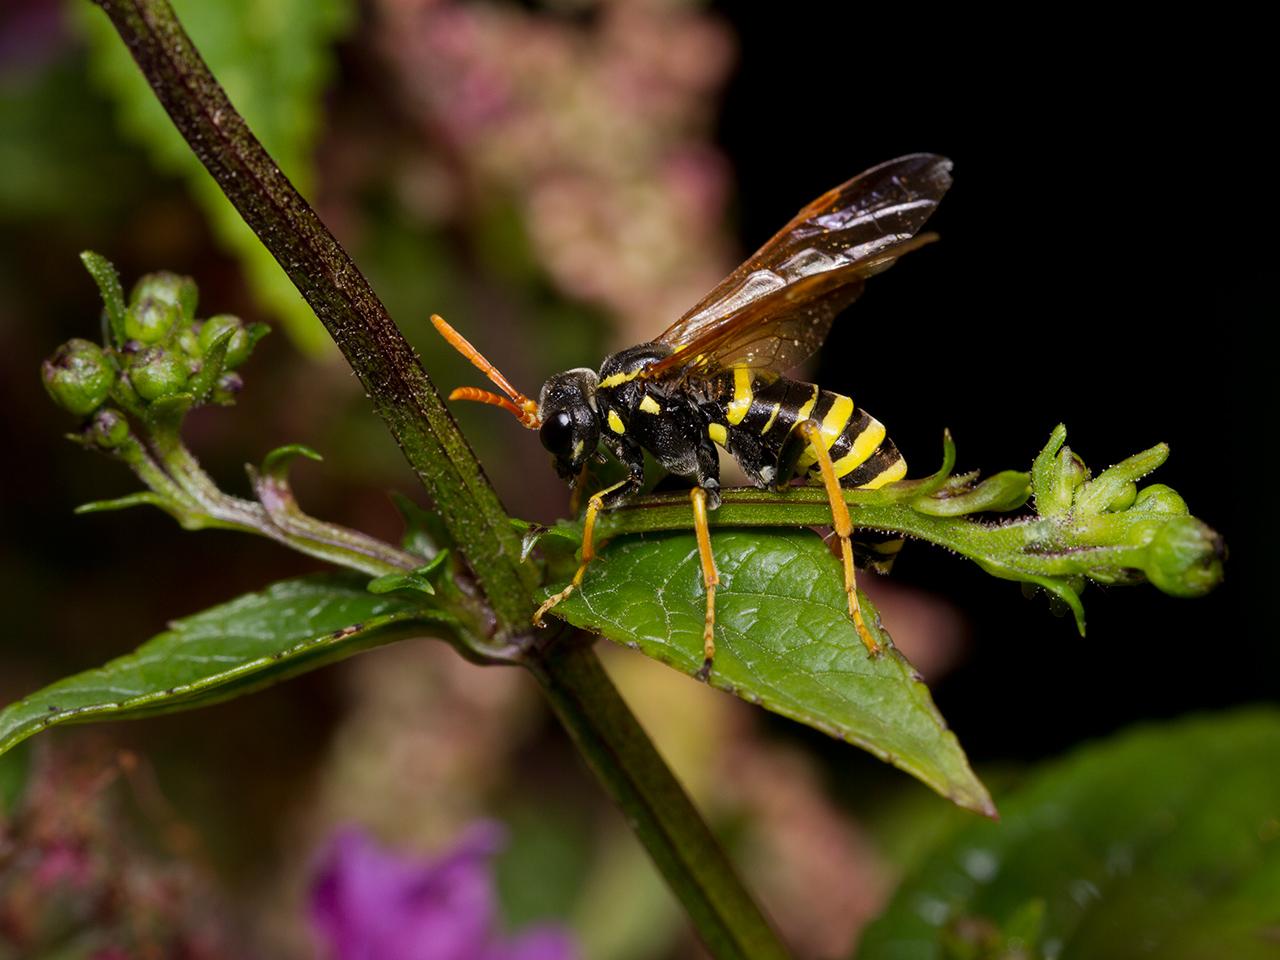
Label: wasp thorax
xmin=538 ymin=368 xmax=600 ymax=480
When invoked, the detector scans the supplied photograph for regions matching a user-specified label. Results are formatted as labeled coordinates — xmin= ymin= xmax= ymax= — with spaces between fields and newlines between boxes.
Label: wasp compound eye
xmin=539 ymin=410 xmax=574 ymax=456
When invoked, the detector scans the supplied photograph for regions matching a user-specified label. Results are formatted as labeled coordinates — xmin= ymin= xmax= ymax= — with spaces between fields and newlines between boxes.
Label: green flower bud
xmin=41 ymin=338 xmax=115 ymax=416
xmin=211 ymin=371 xmax=243 ymax=405
xmin=1105 ymin=482 xmax=1138 ymax=512
xmin=1143 ymin=516 xmax=1226 ymax=597
xmin=89 ymin=407 xmax=130 ymax=448
xmin=1041 ymin=447 xmax=1088 ymax=516
xmin=124 ymin=296 xmax=182 ymax=345
xmin=175 ymin=326 xmax=201 ymax=359
xmin=197 ymin=314 xmax=251 ymax=368
xmin=128 ymin=346 xmax=189 ymax=401
xmin=130 ymin=271 xmax=197 ymax=321
xmin=1131 ymin=483 xmax=1188 ymax=516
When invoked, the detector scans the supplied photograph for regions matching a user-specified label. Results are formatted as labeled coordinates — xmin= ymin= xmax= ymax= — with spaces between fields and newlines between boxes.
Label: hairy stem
xmin=588 ymin=489 xmax=1139 ymax=580
xmin=530 ymin=637 xmax=791 ymax=960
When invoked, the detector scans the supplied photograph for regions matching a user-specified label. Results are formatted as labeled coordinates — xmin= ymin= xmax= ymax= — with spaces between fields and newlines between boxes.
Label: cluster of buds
xmin=40 ymin=253 xmax=267 ymax=447
xmin=1028 ymin=425 xmax=1226 ymax=609
xmin=35 ymin=252 xmax=424 ymax=584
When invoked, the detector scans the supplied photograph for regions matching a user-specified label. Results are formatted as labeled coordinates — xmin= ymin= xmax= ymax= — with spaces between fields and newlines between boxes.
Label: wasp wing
xmin=648 ymin=153 xmax=951 ymax=380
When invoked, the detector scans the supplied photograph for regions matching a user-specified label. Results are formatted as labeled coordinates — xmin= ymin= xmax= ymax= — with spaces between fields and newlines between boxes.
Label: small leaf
xmin=79 ymin=250 xmax=127 ymax=345
xmin=0 ymin=574 xmax=447 ymax=758
xmin=186 ymin=324 xmax=235 ymax=402
xmin=261 ymin=442 xmax=324 ymax=476
xmin=251 ymin=443 xmax=324 ymax=520
xmin=548 ymin=529 xmax=994 ymax=816
xmin=75 ymin=491 xmax=171 ymax=515
xmin=855 ymin=709 xmax=1280 ymax=960
xmin=896 ymin=429 xmax=958 ymax=501
xmin=367 ymin=553 xmax=451 ymax=597
xmin=391 ymin=492 xmax=453 ymax=559
xmin=913 ymin=471 xmax=1030 ymax=516
xmin=142 ymin=393 xmax=194 ymax=433
xmin=975 ymin=559 xmax=1087 ymax=635
xmin=1031 ymin=424 xmax=1068 ymax=516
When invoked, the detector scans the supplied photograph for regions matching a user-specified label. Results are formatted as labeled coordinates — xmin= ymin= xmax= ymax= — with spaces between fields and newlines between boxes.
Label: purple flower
xmin=310 ymin=821 xmax=578 ymax=960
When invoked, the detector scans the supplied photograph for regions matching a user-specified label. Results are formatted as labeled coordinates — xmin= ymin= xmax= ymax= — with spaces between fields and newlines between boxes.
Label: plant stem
xmin=530 ymin=637 xmax=791 ymax=960
xmin=90 ymin=0 xmax=535 ymax=635
xmin=586 ymin=488 xmax=1138 ymax=580
xmin=89 ymin=2 xmax=792 ymax=953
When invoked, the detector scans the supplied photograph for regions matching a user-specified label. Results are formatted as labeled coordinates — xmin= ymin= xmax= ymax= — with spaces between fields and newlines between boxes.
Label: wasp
xmin=432 ymin=153 xmax=952 ymax=678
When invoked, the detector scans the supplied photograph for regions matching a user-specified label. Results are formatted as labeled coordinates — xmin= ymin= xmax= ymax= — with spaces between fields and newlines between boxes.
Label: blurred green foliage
xmin=0 ymin=59 xmax=143 ymax=222
xmin=74 ymin=0 xmax=352 ymax=351
xmin=857 ymin=709 xmax=1280 ymax=960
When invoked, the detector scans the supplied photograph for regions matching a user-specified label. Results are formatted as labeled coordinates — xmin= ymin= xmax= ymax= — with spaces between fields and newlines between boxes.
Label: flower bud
xmin=1143 ymin=516 xmax=1226 ymax=597
xmin=124 ymin=296 xmax=182 ymax=345
xmin=175 ymin=326 xmax=201 ymax=359
xmin=128 ymin=346 xmax=189 ymax=401
xmin=1105 ymin=482 xmax=1138 ymax=512
xmin=1131 ymin=483 xmax=1188 ymax=516
xmin=130 ymin=271 xmax=197 ymax=322
xmin=1041 ymin=447 xmax=1088 ymax=516
xmin=198 ymin=314 xmax=251 ymax=368
xmin=41 ymin=338 xmax=115 ymax=416
xmin=211 ymin=371 xmax=243 ymax=405
xmin=88 ymin=407 xmax=130 ymax=448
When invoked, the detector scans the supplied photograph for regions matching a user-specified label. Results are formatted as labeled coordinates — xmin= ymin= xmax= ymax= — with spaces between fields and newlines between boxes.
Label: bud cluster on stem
xmin=43 ymin=253 xmax=421 ymax=582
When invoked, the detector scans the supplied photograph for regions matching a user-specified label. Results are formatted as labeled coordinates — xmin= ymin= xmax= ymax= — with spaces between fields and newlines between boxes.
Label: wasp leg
xmin=689 ymin=486 xmax=721 ymax=681
xmin=533 ymin=477 xmax=632 ymax=627
xmin=796 ymin=419 xmax=882 ymax=657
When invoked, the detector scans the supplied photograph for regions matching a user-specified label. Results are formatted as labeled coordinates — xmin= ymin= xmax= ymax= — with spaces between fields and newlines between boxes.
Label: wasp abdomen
xmin=703 ymin=366 xmax=906 ymax=491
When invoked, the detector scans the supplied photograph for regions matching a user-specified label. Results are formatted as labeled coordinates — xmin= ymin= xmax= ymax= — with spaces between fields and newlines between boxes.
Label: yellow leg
xmin=797 ymin=420 xmax=881 ymax=656
xmin=533 ymin=480 xmax=626 ymax=627
xmin=690 ymin=486 xmax=720 ymax=681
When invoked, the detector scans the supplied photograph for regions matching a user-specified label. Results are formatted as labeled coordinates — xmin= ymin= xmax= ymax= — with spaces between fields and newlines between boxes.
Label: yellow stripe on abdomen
xmin=795 ymin=394 xmax=854 ymax=471
xmin=832 ymin=419 xmax=887 ymax=478
xmin=726 ymin=367 xmax=753 ymax=425
xmin=759 ymin=401 xmax=782 ymax=435
xmin=795 ymin=384 xmax=819 ymax=423
xmin=859 ymin=456 xmax=908 ymax=489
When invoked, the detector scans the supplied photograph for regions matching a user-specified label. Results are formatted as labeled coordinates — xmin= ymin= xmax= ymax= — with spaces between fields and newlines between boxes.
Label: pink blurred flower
xmin=309 ymin=822 xmax=578 ymax=960
xmin=375 ymin=0 xmax=737 ymax=342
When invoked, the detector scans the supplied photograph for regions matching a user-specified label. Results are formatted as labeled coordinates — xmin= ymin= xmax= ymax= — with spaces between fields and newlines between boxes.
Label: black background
xmin=715 ymin=6 xmax=1272 ymax=762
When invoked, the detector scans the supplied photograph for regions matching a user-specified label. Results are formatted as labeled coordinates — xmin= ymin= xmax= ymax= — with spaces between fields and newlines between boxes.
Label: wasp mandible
xmin=432 ymin=153 xmax=952 ymax=678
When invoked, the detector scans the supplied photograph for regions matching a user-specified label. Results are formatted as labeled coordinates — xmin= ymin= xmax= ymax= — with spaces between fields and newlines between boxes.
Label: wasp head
xmin=538 ymin=368 xmax=600 ymax=483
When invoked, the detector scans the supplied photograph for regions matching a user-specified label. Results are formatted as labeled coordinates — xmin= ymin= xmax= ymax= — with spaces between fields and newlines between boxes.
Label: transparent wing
xmin=648 ymin=153 xmax=951 ymax=380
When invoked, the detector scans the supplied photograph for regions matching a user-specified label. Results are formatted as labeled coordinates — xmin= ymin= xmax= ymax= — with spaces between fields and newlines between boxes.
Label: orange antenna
xmin=430 ymin=314 xmax=541 ymax=429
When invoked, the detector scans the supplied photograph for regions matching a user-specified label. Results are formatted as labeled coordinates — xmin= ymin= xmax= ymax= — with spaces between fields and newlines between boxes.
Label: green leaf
xmin=0 ymin=573 xmax=446 ymax=758
xmin=391 ymin=491 xmax=453 ymax=559
xmin=80 ymin=250 xmax=128 ymax=344
xmin=856 ymin=708 xmax=1280 ymax=960
xmin=548 ymin=529 xmax=995 ymax=817
xmin=367 ymin=552 xmax=451 ymax=597
xmin=76 ymin=0 xmax=353 ymax=351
